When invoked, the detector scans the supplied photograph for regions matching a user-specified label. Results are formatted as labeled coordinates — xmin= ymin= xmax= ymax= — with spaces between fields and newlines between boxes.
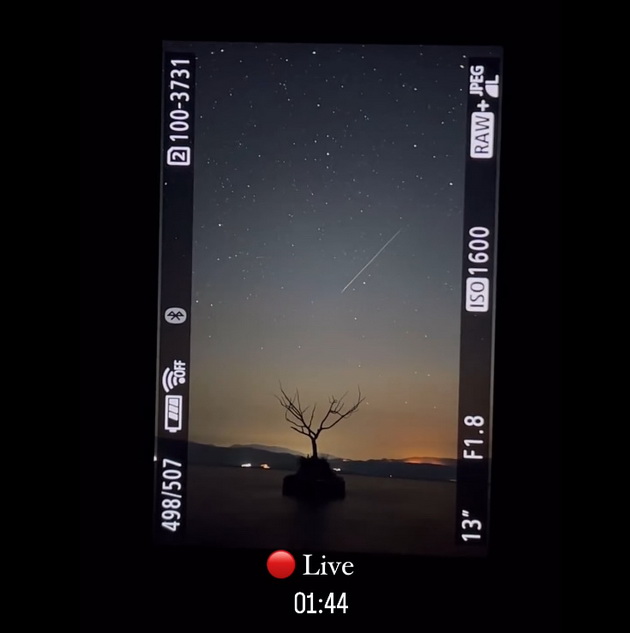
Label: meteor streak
xmin=341 ymin=229 xmax=402 ymax=294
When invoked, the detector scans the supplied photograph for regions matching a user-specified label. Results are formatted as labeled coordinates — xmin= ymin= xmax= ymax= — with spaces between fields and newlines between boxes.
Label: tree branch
xmin=276 ymin=384 xmax=364 ymax=451
xmin=275 ymin=386 xmax=308 ymax=428
xmin=308 ymin=403 xmax=317 ymax=428
xmin=290 ymin=426 xmax=311 ymax=437
xmin=318 ymin=388 xmax=365 ymax=431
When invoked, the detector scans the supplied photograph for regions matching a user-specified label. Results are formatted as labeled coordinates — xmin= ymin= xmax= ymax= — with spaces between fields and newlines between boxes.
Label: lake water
xmin=186 ymin=465 xmax=470 ymax=557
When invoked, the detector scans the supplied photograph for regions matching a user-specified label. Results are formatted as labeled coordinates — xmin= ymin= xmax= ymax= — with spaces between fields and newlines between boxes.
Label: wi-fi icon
xmin=162 ymin=367 xmax=185 ymax=393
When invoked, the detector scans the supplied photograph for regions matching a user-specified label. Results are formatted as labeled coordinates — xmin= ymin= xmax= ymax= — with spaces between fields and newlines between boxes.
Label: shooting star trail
xmin=341 ymin=229 xmax=402 ymax=294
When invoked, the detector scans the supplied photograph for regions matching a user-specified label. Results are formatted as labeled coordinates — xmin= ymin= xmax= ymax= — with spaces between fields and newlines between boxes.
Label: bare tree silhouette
xmin=275 ymin=384 xmax=365 ymax=459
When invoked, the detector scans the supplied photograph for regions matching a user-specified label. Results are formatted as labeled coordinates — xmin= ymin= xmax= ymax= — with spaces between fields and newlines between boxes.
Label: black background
xmin=81 ymin=4 xmax=560 ymax=629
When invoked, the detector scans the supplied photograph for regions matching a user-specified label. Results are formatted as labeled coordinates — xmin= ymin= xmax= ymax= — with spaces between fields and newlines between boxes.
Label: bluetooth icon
xmin=164 ymin=307 xmax=187 ymax=324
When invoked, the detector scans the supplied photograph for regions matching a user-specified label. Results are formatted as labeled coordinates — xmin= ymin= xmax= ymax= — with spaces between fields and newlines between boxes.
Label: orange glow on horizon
xmin=402 ymin=457 xmax=453 ymax=465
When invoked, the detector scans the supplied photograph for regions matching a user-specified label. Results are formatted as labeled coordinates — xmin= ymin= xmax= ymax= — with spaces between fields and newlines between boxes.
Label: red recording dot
xmin=267 ymin=550 xmax=295 ymax=578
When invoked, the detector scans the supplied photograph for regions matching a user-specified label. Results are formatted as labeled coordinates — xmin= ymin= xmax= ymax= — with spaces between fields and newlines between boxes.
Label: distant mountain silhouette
xmin=228 ymin=444 xmax=342 ymax=460
xmin=230 ymin=444 xmax=305 ymax=456
xmin=188 ymin=442 xmax=456 ymax=482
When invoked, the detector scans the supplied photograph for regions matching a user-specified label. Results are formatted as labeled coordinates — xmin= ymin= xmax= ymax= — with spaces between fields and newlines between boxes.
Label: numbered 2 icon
xmin=166 ymin=147 xmax=191 ymax=166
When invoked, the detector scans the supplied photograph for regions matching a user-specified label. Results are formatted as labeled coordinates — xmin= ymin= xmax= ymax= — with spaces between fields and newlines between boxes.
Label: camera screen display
xmin=155 ymin=41 xmax=502 ymax=557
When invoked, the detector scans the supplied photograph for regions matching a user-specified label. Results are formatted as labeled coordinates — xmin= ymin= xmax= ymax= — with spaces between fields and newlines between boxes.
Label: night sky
xmin=171 ymin=42 xmax=497 ymax=460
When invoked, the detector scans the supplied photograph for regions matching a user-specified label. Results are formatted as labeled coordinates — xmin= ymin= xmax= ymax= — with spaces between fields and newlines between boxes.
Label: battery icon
xmin=165 ymin=395 xmax=183 ymax=433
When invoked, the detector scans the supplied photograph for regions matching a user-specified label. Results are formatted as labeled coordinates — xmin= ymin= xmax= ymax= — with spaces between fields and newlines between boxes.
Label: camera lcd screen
xmin=155 ymin=41 xmax=502 ymax=557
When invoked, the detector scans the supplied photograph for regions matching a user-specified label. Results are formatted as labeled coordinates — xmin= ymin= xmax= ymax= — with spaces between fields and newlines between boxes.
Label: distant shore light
xmin=332 ymin=467 xmax=341 ymax=472
xmin=260 ymin=463 xmax=270 ymax=469
xmin=241 ymin=463 xmax=252 ymax=468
